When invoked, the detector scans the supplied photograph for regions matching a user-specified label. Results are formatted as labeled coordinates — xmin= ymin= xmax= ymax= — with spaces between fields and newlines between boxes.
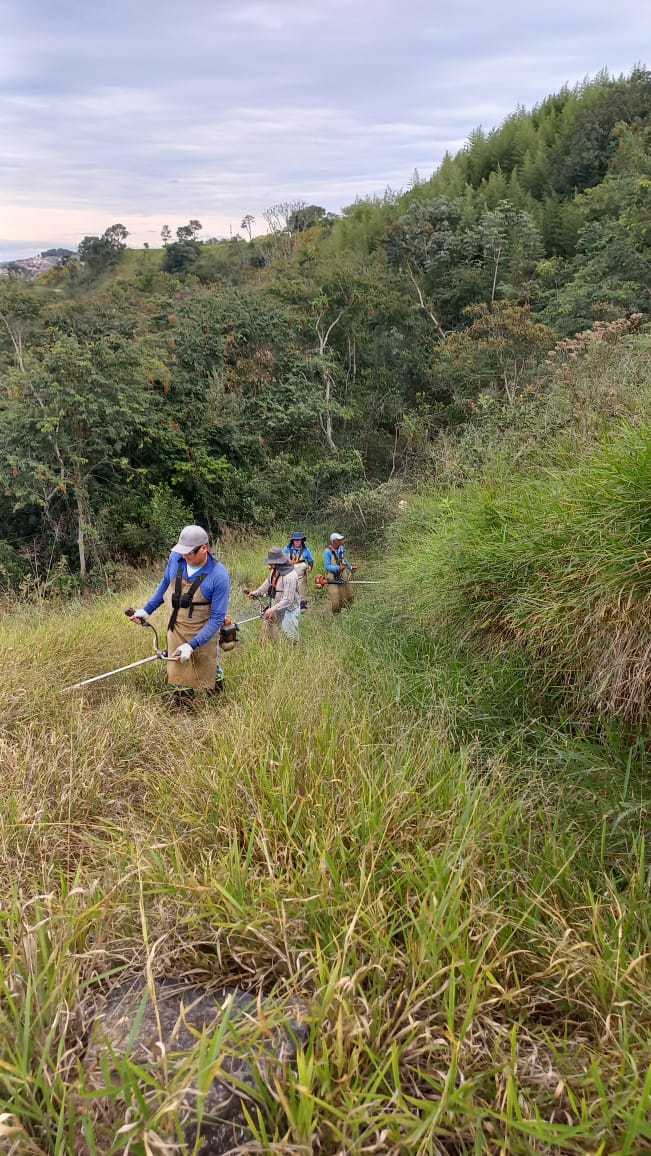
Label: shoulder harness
xmin=168 ymin=558 xmax=210 ymax=633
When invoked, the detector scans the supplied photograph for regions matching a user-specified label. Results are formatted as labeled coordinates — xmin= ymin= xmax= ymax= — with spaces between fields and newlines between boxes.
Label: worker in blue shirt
xmin=129 ymin=525 xmax=230 ymax=703
xmin=323 ymin=532 xmax=356 ymax=614
xmin=283 ymin=531 xmax=314 ymax=609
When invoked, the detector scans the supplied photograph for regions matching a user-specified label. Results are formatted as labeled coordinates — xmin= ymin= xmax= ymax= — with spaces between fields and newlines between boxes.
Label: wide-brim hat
xmin=265 ymin=547 xmax=294 ymax=572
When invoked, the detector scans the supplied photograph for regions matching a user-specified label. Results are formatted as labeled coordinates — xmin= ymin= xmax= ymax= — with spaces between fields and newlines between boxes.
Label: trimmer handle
xmin=124 ymin=607 xmax=163 ymax=654
xmin=125 ymin=607 xmax=148 ymax=621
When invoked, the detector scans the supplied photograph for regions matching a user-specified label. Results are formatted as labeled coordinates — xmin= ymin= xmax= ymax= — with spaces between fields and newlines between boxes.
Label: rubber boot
xmin=170 ymin=688 xmax=195 ymax=710
xmin=206 ymin=667 xmax=225 ymax=698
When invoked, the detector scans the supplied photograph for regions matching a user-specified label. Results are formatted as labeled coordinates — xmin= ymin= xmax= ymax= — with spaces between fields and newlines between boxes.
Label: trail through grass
xmin=0 ymin=546 xmax=649 ymax=1153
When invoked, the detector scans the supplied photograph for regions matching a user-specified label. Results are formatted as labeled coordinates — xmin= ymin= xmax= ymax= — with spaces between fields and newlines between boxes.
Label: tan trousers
xmin=327 ymin=580 xmax=354 ymax=614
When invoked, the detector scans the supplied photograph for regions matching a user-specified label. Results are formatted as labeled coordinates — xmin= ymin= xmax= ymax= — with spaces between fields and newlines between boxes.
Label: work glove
xmin=173 ymin=643 xmax=193 ymax=663
xmin=130 ymin=608 xmax=149 ymax=622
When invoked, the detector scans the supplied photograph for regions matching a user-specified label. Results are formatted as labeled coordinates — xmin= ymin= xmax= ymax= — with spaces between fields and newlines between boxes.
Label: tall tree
xmin=0 ymin=335 xmax=152 ymax=576
xmin=0 ymin=282 xmax=40 ymax=371
xmin=240 ymin=214 xmax=255 ymax=241
xmin=78 ymin=223 xmax=129 ymax=276
xmin=176 ymin=220 xmax=202 ymax=242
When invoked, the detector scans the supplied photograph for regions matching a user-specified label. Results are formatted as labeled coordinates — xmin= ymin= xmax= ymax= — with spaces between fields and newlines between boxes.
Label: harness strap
xmin=326 ymin=547 xmax=345 ymax=582
xmin=168 ymin=560 xmax=209 ymax=633
xmin=267 ymin=567 xmax=281 ymax=600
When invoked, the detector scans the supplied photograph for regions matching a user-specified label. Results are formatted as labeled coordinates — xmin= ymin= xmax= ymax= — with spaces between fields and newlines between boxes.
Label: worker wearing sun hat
xmin=323 ymin=532 xmax=356 ymax=614
xmin=129 ymin=525 xmax=230 ymax=696
xmin=245 ymin=546 xmax=301 ymax=642
xmin=283 ymin=531 xmax=314 ymax=610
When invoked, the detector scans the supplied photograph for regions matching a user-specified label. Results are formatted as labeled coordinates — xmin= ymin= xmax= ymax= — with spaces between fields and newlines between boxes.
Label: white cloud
xmin=0 ymin=0 xmax=646 ymax=251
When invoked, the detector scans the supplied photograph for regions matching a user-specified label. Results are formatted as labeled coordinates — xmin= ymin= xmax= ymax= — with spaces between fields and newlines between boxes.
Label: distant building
xmin=0 ymin=250 xmax=73 ymax=280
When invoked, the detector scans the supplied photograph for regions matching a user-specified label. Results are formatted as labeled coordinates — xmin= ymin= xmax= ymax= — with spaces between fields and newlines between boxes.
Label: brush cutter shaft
xmin=66 ymin=604 xmax=267 ymax=693
xmin=63 ymin=652 xmax=178 ymax=692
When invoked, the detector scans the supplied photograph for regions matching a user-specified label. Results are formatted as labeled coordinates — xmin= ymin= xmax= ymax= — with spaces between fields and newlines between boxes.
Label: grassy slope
xmin=101 ymin=246 xmax=164 ymax=285
xmin=0 ymin=530 xmax=650 ymax=1153
xmin=391 ymin=337 xmax=651 ymax=728
xmin=94 ymin=242 xmax=230 ymax=289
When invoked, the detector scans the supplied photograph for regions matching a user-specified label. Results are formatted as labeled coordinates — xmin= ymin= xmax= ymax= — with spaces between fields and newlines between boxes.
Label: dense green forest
xmin=0 ymin=68 xmax=649 ymax=583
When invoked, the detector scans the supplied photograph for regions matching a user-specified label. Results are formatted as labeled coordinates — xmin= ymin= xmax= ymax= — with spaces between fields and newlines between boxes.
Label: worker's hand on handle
xmin=125 ymin=607 xmax=148 ymax=623
xmin=172 ymin=643 xmax=193 ymax=663
xmin=263 ymin=608 xmax=275 ymax=621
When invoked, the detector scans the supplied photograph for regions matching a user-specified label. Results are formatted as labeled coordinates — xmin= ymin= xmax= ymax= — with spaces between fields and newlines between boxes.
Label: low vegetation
xmin=1 ymin=430 xmax=650 ymax=1151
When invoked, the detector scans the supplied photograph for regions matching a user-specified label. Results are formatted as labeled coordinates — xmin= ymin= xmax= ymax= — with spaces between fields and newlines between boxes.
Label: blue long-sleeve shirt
xmin=284 ymin=542 xmax=315 ymax=567
xmin=324 ymin=545 xmax=352 ymax=577
xmin=143 ymin=552 xmax=230 ymax=649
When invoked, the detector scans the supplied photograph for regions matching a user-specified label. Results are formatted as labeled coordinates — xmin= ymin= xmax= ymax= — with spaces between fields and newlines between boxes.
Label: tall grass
xmin=1 ymin=534 xmax=650 ymax=1153
xmin=392 ymin=419 xmax=651 ymax=726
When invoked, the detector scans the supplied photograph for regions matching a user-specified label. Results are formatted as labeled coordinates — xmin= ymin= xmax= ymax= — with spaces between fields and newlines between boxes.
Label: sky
xmin=0 ymin=0 xmax=647 ymax=259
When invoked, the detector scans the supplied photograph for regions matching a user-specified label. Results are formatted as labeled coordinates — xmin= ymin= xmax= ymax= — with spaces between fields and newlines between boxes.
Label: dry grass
xmin=0 ymin=546 xmax=650 ymax=1153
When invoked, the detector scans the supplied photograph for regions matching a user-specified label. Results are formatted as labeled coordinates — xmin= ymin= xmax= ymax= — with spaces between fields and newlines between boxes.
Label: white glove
xmin=131 ymin=608 xmax=149 ymax=622
xmin=175 ymin=643 xmax=193 ymax=663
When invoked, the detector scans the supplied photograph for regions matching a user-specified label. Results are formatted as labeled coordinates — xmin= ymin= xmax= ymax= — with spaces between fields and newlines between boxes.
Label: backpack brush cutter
xmin=62 ymin=607 xmax=264 ymax=693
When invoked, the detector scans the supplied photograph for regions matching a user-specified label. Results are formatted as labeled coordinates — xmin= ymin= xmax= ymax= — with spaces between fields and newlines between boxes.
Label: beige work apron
xmin=293 ymin=560 xmax=309 ymax=601
xmin=326 ymin=573 xmax=354 ymax=614
xmin=163 ymin=574 xmax=219 ymax=689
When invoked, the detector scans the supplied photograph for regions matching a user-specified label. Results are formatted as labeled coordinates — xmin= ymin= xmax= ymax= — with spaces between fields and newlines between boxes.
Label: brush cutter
xmin=61 ymin=609 xmax=176 ymax=693
xmin=62 ymin=606 xmax=265 ymax=693
xmin=314 ymin=575 xmax=382 ymax=589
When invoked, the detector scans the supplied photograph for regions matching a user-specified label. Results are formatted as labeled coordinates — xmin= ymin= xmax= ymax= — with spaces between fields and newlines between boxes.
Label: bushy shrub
xmin=0 ymin=541 xmax=28 ymax=591
xmin=431 ymin=332 xmax=651 ymax=486
xmin=546 ymin=313 xmax=645 ymax=364
xmin=391 ymin=422 xmax=651 ymax=723
xmin=326 ymin=481 xmax=405 ymax=548
xmin=95 ymin=485 xmax=195 ymax=563
xmin=250 ymin=451 xmax=366 ymax=526
xmin=148 ymin=485 xmax=194 ymax=548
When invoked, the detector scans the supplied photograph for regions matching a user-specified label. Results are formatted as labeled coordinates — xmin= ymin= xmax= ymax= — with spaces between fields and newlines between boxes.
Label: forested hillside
xmin=0 ymin=68 xmax=649 ymax=584
xmin=2 ymin=66 xmax=651 ymax=1155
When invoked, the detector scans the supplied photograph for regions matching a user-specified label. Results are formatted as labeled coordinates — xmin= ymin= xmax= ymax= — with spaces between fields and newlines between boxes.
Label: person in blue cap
xmin=283 ymin=531 xmax=314 ymax=610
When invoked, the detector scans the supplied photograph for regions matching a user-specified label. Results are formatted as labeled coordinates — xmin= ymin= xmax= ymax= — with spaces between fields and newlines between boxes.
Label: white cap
xmin=330 ymin=532 xmax=345 ymax=543
xmin=172 ymin=524 xmax=209 ymax=555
